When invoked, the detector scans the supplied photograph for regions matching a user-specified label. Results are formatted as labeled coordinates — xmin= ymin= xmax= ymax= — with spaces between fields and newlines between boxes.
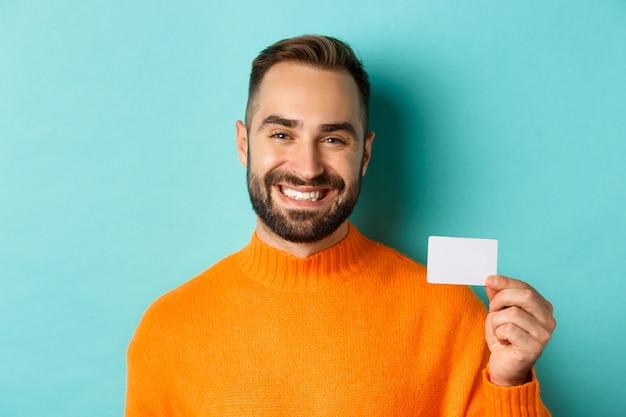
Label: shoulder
xmin=163 ymin=251 xmax=241 ymax=298
xmin=130 ymin=249 xmax=245 ymax=344
xmin=355 ymin=231 xmax=425 ymax=273
xmin=358 ymin=233 xmax=486 ymax=317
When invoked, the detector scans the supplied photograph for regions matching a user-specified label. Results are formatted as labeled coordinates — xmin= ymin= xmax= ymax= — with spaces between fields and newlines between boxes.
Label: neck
xmin=254 ymin=219 xmax=349 ymax=258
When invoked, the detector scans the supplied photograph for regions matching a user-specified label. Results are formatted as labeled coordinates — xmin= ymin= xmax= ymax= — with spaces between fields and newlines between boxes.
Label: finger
xmin=485 ymin=285 xmax=498 ymax=302
xmin=489 ymin=287 xmax=556 ymax=331
xmin=485 ymin=275 xmax=532 ymax=291
xmin=492 ymin=322 xmax=547 ymax=361
xmin=484 ymin=275 xmax=531 ymax=303
xmin=487 ymin=275 xmax=554 ymax=314
xmin=489 ymin=306 xmax=554 ymax=345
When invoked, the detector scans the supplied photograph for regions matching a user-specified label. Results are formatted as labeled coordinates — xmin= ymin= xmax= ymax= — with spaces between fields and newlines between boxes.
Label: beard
xmin=247 ymin=166 xmax=362 ymax=244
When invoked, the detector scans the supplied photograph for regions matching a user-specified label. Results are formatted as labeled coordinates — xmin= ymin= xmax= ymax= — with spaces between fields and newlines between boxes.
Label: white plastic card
xmin=426 ymin=236 xmax=498 ymax=286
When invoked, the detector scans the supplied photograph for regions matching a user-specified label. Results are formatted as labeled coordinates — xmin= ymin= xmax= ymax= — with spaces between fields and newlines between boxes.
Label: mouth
xmin=280 ymin=186 xmax=330 ymax=202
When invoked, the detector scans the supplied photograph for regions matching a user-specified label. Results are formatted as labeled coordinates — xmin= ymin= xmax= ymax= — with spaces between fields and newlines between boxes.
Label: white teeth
xmin=282 ymin=187 xmax=321 ymax=201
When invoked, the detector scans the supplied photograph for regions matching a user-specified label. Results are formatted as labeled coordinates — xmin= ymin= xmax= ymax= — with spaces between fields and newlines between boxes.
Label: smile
xmin=280 ymin=186 xmax=328 ymax=202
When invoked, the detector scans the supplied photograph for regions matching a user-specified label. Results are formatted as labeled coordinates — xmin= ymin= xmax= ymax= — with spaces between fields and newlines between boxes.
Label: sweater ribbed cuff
xmin=482 ymin=367 xmax=550 ymax=417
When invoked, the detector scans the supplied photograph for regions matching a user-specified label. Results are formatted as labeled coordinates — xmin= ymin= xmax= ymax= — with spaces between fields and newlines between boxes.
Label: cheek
xmin=248 ymin=143 xmax=284 ymax=172
xmin=331 ymin=153 xmax=364 ymax=179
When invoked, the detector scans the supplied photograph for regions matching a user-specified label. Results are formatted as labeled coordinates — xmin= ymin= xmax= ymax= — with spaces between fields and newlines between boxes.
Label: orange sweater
xmin=126 ymin=224 xmax=550 ymax=416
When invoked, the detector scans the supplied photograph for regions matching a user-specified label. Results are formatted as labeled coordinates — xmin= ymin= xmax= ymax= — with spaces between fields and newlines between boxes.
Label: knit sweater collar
xmin=235 ymin=223 xmax=372 ymax=293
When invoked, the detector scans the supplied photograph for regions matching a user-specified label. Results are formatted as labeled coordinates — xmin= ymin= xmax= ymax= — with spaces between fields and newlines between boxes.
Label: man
xmin=125 ymin=35 xmax=556 ymax=416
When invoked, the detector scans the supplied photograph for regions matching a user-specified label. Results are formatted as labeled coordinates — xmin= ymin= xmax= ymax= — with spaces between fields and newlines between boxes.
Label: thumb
xmin=485 ymin=286 xmax=498 ymax=302
xmin=484 ymin=275 xmax=498 ymax=302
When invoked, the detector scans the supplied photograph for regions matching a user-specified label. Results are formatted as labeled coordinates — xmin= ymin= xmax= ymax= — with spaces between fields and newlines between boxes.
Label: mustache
xmin=263 ymin=170 xmax=345 ymax=190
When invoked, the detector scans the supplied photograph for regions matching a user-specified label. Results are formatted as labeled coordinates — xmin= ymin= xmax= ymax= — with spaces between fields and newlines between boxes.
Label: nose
xmin=290 ymin=141 xmax=324 ymax=180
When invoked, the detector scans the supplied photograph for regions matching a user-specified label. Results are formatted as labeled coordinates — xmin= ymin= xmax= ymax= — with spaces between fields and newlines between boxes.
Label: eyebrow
xmin=319 ymin=122 xmax=357 ymax=137
xmin=259 ymin=115 xmax=300 ymax=129
xmin=260 ymin=115 xmax=357 ymax=137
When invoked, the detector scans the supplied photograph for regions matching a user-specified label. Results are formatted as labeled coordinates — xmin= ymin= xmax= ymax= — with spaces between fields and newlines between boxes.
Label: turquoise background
xmin=1 ymin=1 xmax=625 ymax=415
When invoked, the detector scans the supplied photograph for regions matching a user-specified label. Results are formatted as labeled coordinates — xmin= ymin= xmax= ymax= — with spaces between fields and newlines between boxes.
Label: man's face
xmin=236 ymin=62 xmax=374 ymax=244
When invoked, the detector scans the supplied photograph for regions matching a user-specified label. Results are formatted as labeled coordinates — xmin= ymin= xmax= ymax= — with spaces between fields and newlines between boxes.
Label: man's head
xmin=245 ymin=35 xmax=371 ymax=136
xmin=237 ymin=35 xmax=374 ymax=249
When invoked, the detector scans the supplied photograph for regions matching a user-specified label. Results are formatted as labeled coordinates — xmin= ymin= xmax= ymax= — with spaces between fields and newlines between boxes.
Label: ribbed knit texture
xmin=126 ymin=224 xmax=550 ymax=416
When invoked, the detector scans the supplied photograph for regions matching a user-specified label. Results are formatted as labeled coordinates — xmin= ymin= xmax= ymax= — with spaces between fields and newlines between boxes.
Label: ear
xmin=235 ymin=120 xmax=248 ymax=167
xmin=361 ymin=131 xmax=375 ymax=176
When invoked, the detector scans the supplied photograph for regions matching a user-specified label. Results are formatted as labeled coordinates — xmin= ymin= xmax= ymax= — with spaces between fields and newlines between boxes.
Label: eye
xmin=271 ymin=131 xmax=290 ymax=140
xmin=323 ymin=137 xmax=346 ymax=145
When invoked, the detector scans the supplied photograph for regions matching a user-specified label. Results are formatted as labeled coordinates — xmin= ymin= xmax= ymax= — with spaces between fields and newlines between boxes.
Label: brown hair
xmin=245 ymin=35 xmax=370 ymax=135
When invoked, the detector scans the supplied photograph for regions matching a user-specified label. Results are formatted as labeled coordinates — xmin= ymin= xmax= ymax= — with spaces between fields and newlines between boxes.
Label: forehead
xmin=250 ymin=62 xmax=364 ymax=136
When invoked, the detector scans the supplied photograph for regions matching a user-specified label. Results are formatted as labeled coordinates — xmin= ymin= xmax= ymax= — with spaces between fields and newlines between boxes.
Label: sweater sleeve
xmin=430 ymin=283 xmax=551 ymax=417
xmin=124 ymin=306 xmax=175 ymax=417
xmin=480 ymin=367 xmax=551 ymax=417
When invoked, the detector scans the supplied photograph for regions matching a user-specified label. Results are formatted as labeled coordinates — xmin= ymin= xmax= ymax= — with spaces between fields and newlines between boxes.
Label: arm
xmin=125 ymin=306 xmax=175 ymax=417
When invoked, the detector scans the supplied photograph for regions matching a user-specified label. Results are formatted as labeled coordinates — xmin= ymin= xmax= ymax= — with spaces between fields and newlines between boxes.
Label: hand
xmin=484 ymin=275 xmax=556 ymax=387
